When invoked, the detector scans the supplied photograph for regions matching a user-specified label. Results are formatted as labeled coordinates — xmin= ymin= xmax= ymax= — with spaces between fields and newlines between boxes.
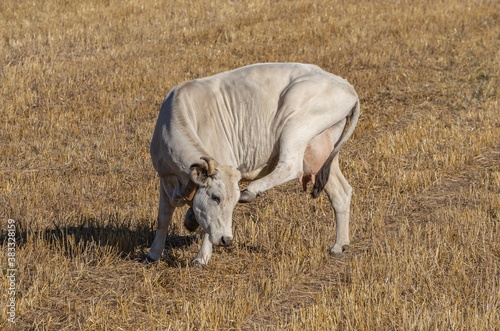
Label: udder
xmin=299 ymin=128 xmax=335 ymax=191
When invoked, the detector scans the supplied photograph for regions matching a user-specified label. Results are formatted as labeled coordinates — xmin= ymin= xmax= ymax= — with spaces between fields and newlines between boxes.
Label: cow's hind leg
xmin=323 ymin=155 xmax=352 ymax=254
xmin=240 ymin=115 xmax=328 ymax=202
xmin=240 ymin=82 xmax=355 ymax=202
xmin=240 ymin=123 xmax=341 ymax=202
xmin=146 ymin=180 xmax=175 ymax=261
xmin=240 ymin=139 xmax=307 ymax=202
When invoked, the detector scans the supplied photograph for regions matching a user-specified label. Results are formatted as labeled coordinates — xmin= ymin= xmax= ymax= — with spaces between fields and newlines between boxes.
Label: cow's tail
xmin=311 ymin=99 xmax=360 ymax=198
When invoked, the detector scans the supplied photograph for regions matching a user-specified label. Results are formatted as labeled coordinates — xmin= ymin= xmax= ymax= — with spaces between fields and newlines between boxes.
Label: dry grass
xmin=1 ymin=0 xmax=499 ymax=330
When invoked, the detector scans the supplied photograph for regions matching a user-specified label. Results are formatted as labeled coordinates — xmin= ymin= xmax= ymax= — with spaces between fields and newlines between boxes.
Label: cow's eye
xmin=211 ymin=194 xmax=221 ymax=204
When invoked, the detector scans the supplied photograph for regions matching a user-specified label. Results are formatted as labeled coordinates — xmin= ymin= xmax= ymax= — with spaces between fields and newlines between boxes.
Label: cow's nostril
xmin=220 ymin=236 xmax=233 ymax=246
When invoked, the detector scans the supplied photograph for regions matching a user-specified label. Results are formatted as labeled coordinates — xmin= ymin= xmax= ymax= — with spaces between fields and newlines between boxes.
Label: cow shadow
xmin=1 ymin=215 xmax=198 ymax=266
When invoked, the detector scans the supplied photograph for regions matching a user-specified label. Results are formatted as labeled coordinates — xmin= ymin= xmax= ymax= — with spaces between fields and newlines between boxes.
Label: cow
xmin=146 ymin=63 xmax=360 ymax=266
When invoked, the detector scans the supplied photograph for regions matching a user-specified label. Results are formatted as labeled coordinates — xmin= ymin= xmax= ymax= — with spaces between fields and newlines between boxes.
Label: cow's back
xmin=152 ymin=63 xmax=355 ymax=178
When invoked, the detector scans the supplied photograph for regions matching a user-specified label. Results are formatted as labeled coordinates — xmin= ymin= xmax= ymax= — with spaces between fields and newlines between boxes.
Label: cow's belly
xmin=299 ymin=127 xmax=336 ymax=190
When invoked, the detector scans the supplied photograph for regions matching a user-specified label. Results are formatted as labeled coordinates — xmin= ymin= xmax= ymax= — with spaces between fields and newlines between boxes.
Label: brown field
xmin=1 ymin=0 xmax=499 ymax=329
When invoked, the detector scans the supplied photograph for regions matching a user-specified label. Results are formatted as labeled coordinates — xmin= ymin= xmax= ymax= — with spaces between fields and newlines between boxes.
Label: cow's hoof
xmin=329 ymin=244 xmax=349 ymax=255
xmin=239 ymin=189 xmax=257 ymax=203
xmin=189 ymin=259 xmax=207 ymax=268
xmin=184 ymin=208 xmax=199 ymax=232
xmin=142 ymin=254 xmax=158 ymax=264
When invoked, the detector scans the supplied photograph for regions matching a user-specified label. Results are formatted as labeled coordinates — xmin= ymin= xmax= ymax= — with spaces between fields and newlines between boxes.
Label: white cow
xmin=147 ymin=63 xmax=360 ymax=265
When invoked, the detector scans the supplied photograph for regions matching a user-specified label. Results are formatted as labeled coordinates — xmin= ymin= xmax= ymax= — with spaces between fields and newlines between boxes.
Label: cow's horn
xmin=200 ymin=156 xmax=216 ymax=176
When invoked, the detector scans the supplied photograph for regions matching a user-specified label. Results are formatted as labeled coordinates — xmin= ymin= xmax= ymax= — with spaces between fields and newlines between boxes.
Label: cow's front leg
xmin=146 ymin=182 xmax=175 ymax=261
xmin=190 ymin=232 xmax=213 ymax=266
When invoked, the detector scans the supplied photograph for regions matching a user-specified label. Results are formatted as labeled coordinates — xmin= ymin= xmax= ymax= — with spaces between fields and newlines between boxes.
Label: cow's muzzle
xmin=219 ymin=236 xmax=233 ymax=247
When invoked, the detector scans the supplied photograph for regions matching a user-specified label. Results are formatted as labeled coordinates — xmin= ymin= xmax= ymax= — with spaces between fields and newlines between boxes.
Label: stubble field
xmin=1 ymin=0 xmax=499 ymax=330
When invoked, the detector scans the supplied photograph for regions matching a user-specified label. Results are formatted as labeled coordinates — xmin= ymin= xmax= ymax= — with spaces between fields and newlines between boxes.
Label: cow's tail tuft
xmin=311 ymin=99 xmax=360 ymax=198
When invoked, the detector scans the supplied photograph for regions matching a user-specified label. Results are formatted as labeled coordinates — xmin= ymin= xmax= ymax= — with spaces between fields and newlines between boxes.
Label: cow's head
xmin=189 ymin=157 xmax=241 ymax=246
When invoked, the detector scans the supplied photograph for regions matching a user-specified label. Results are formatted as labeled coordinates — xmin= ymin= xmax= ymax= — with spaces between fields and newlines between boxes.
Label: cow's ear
xmin=200 ymin=156 xmax=217 ymax=176
xmin=190 ymin=157 xmax=219 ymax=186
xmin=190 ymin=164 xmax=210 ymax=187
